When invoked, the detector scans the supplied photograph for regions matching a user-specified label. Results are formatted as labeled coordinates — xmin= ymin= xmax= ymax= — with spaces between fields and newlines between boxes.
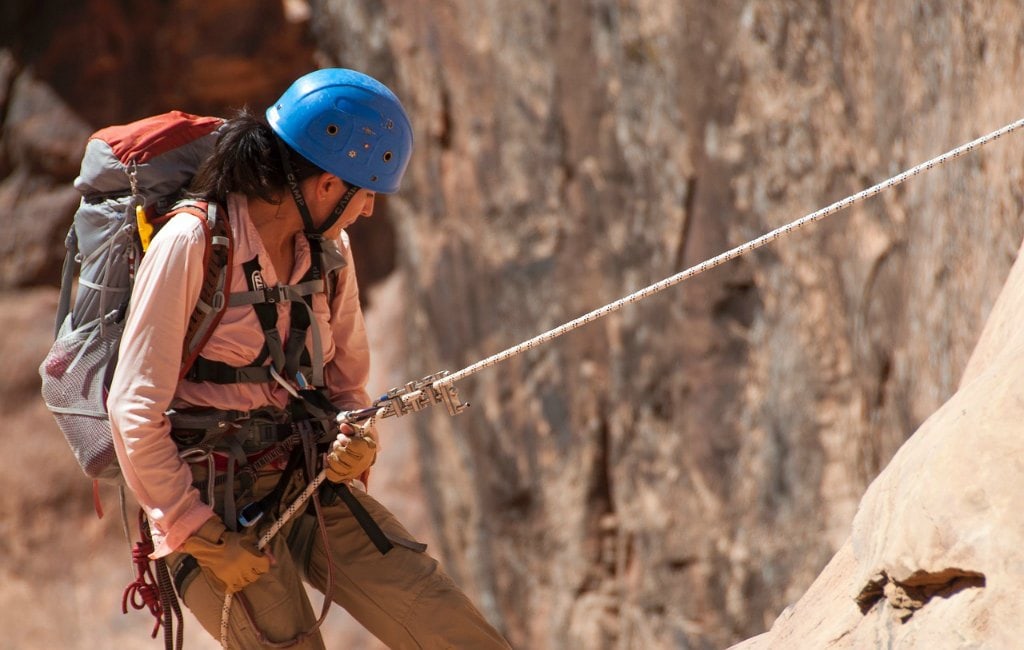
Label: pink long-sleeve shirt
xmin=108 ymin=193 xmax=372 ymax=557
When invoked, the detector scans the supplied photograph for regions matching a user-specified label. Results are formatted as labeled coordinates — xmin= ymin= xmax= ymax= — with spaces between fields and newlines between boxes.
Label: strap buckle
xmin=262 ymin=285 xmax=289 ymax=304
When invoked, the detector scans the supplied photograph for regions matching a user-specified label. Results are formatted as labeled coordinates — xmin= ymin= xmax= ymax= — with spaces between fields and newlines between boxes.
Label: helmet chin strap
xmin=276 ymin=137 xmax=361 ymax=236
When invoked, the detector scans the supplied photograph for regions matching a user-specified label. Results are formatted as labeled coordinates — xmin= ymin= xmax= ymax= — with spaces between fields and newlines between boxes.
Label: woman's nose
xmin=361 ymin=192 xmax=376 ymax=217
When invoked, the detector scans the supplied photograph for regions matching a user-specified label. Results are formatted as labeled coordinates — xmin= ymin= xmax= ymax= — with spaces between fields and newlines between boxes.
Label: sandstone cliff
xmin=2 ymin=1 xmax=1024 ymax=648
xmin=731 ymin=233 xmax=1024 ymax=648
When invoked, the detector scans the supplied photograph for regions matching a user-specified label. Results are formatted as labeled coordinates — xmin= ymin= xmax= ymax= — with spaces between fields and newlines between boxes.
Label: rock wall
xmin=732 ymin=234 xmax=1024 ymax=648
xmin=3 ymin=0 xmax=1024 ymax=648
xmin=311 ymin=1 xmax=1024 ymax=647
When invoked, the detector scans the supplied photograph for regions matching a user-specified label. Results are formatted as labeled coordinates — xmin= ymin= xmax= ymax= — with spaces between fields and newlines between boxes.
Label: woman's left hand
xmin=324 ymin=423 xmax=378 ymax=483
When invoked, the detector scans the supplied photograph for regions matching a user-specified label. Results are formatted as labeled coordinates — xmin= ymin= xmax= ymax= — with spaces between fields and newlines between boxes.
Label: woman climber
xmin=107 ymin=68 xmax=510 ymax=649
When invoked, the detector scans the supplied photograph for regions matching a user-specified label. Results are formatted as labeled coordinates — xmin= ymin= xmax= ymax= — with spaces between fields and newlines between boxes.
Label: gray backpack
xmin=39 ymin=111 xmax=232 ymax=481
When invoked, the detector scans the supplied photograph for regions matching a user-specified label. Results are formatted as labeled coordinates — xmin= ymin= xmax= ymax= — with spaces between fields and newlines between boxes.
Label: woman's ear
xmin=316 ymin=172 xmax=342 ymax=201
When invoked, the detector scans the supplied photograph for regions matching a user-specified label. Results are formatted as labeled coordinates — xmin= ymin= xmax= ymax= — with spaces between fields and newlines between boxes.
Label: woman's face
xmin=303 ymin=173 xmax=376 ymax=239
xmin=330 ymin=188 xmax=376 ymax=235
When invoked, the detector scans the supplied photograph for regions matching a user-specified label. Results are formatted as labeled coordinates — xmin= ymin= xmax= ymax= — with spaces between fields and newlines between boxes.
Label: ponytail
xmin=189 ymin=108 xmax=323 ymax=204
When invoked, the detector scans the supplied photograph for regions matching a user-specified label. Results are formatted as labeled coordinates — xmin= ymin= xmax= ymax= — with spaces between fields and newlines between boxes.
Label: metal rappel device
xmin=336 ymin=371 xmax=469 ymax=428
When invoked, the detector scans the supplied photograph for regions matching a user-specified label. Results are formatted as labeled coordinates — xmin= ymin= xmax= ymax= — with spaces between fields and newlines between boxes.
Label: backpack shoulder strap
xmin=167 ymin=200 xmax=234 ymax=379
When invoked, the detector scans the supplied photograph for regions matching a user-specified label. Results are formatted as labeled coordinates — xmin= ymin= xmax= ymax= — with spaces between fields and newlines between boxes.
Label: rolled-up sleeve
xmin=108 ymin=214 xmax=214 ymax=557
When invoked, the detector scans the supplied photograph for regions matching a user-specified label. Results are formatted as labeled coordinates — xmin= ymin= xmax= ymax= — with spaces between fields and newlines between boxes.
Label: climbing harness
xmin=210 ymin=116 xmax=1024 ymax=648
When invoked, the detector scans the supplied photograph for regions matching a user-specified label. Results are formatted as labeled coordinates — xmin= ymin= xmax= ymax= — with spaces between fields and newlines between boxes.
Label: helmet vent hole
xmin=370 ymin=175 xmax=378 ymax=182
xmin=383 ymin=151 xmax=393 ymax=162
xmin=385 ymin=119 xmax=394 ymax=130
xmin=326 ymin=124 xmax=339 ymax=136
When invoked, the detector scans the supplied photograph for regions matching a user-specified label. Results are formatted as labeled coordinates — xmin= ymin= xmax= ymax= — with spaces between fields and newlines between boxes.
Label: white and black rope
xmin=435 ymin=117 xmax=1024 ymax=388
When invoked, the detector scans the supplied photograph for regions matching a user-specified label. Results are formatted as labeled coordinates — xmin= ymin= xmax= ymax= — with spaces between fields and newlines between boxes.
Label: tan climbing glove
xmin=324 ymin=429 xmax=378 ymax=483
xmin=179 ymin=516 xmax=270 ymax=594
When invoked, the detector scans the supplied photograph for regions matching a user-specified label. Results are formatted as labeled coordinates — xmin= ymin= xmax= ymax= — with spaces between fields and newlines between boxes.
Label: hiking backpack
xmin=38 ymin=111 xmax=233 ymax=481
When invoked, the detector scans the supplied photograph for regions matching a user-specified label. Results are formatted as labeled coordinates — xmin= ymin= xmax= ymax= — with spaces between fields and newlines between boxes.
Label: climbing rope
xmin=436 ymin=116 xmax=1024 ymax=387
xmin=220 ymin=470 xmax=330 ymax=647
xmin=124 ymin=510 xmax=183 ymax=650
xmin=330 ymin=116 xmax=1024 ymax=426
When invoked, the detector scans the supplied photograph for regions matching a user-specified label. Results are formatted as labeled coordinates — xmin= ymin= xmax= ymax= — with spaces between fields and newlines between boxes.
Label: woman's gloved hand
xmin=324 ymin=426 xmax=377 ymax=483
xmin=180 ymin=516 xmax=271 ymax=593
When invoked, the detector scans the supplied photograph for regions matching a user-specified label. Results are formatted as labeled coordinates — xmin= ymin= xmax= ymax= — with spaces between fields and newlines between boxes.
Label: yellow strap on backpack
xmin=136 ymin=205 xmax=155 ymax=252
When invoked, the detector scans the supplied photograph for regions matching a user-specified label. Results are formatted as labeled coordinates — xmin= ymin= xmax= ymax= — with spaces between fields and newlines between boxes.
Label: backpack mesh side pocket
xmin=39 ymin=316 xmax=123 ymax=479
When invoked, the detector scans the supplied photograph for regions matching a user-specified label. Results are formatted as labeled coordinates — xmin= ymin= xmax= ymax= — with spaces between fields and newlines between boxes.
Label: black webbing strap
xmin=291 ymin=382 xmax=339 ymax=424
xmin=275 ymin=135 xmax=362 ymax=237
xmin=276 ymin=137 xmax=317 ymax=234
xmin=319 ymin=184 xmax=361 ymax=235
xmin=185 ymin=357 xmax=321 ymax=385
xmin=322 ymin=481 xmax=394 ymax=555
xmin=290 ymin=400 xmax=391 ymax=555
xmin=242 ymin=256 xmax=287 ymax=372
xmin=155 ymin=557 xmax=184 ymax=650
xmin=185 ymin=357 xmax=274 ymax=384
xmin=284 ymin=285 xmax=313 ymax=381
xmin=238 ymin=445 xmax=306 ymax=529
xmin=171 ymin=555 xmax=198 ymax=598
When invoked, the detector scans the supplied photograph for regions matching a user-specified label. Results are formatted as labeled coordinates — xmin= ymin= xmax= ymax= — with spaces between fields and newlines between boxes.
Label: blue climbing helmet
xmin=266 ymin=68 xmax=413 ymax=194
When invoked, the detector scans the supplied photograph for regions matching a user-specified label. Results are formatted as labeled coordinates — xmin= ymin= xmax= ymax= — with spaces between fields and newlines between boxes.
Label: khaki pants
xmin=167 ymin=470 xmax=510 ymax=649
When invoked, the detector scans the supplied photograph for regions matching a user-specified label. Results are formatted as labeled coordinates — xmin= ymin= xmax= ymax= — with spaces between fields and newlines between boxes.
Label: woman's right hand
xmin=180 ymin=516 xmax=271 ymax=593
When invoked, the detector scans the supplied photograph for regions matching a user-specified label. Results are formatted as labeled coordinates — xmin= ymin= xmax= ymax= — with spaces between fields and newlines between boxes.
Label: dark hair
xmin=188 ymin=107 xmax=323 ymax=204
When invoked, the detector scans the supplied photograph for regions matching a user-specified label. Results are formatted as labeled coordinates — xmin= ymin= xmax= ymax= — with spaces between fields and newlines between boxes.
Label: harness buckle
xmin=169 ymin=407 xmax=243 ymax=448
xmin=262 ymin=285 xmax=288 ymax=304
xmin=239 ymin=416 xmax=291 ymax=452
xmin=169 ymin=407 xmax=292 ymax=454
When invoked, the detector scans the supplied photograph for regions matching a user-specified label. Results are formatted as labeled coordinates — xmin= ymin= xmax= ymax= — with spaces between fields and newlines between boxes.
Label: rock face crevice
xmin=856 ymin=568 xmax=987 ymax=620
